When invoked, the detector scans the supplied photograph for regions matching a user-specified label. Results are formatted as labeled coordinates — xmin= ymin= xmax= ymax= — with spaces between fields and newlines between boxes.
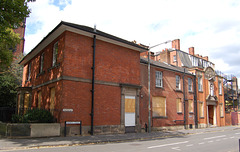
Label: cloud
xmin=24 ymin=0 xmax=240 ymax=83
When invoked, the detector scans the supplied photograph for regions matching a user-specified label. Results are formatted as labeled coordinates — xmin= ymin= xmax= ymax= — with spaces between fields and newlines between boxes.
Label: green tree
xmin=0 ymin=0 xmax=31 ymax=71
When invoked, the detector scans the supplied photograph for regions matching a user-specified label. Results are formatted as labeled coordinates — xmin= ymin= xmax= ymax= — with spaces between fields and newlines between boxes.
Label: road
xmin=5 ymin=129 xmax=240 ymax=152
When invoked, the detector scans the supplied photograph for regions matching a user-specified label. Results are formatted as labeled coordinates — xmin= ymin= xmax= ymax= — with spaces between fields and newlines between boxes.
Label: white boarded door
xmin=125 ymin=96 xmax=136 ymax=126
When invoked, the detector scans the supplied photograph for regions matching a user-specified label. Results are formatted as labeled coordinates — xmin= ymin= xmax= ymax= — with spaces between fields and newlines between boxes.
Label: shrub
xmin=11 ymin=109 xmax=54 ymax=123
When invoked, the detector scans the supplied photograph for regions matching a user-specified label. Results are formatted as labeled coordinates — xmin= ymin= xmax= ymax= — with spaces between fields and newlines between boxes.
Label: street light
xmin=148 ymin=40 xmax=172 ymax=133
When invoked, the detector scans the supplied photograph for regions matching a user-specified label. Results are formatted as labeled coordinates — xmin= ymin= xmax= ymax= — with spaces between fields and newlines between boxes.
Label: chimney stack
xmin=189 ymin=47 xmax=195 ymax=55
xmin=172 ymin=39 xmax=180 ymax=50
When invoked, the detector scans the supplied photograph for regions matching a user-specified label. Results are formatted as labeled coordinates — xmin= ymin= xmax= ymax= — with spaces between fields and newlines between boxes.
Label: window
xmin=156 ymin=71 xmax=163 ymax=87
xmin=176 ymin=98 xmax=182 ymax=113
xmin=50 ymin=87 xmax=55 ymax=114
xmin=176 ymin=75 xmax=181 ymax=90
xmin=27 ymin=62 xmax=31 ymax=81
xmin=218 ymin=81 xmax=222 ymax=95
xmin=173 ymin=55 xmax=176 ymax=62
xmin=188 ymin=78 xmax=192 ymax=92
xmin=152 ymin=97 xmax=166 ymax=117
xmin=190 ymin=55 xmax=199 ymax=67
xmin=52 ymin=42 xmax=58 ymax=66
xmin=37 ymin=91 xmax=42 ymax=108
xmin=220 ymin=104 xmax=224 ymax=117
xmin=199 ymin=101 xmax=204 ymax=118
xmin=188 ymin=99 xmax=193 ymax=113
xmin=198 ymin=76 xmax=203 ymax=91
xmin=40 ymin=52 xmax=44 ymax=73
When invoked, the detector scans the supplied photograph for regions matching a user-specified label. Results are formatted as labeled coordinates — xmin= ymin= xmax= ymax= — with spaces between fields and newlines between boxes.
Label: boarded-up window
xmin=152 ymin=97 xmax=166 ymax=117
xmin=176 ymin=98 xmax=182 ymax=113
xmin=50 ymin=88 xmax=55 ymax=114
xmin=188 ymin=99 xmax=193 ymax=113
xmin=125 ymin=97 xmax=135 ymax=113
xmin=220 ymin=104 xmax=224 ymax=117
xmin=199 ymin=101 xmax=204 ymax=118
xmin=24 ymin=93 xmax=30 ymax=114
xmin=37 ymin=91 xmax=42 ymax=109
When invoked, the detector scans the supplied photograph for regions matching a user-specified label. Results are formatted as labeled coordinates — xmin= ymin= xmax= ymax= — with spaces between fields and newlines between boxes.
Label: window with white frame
xmin=218 ymin=81 xmax=222 ymax=95
xmin=198 ymin=76 xmax=203 ymax=91
xmin=52 ymin=41 xmax=58 ymax=66
xmin=173 ymin=55 xmax=176 ymax=62
xmin=40 ymin=52 xmax=44 ymax=73
xmin=188 ymin=78 xmax=193 ymax=92
xmin=176 ymin=75 xmax=181 ymax=90
xmin=156 ymin=71 xmax=163 ymax=87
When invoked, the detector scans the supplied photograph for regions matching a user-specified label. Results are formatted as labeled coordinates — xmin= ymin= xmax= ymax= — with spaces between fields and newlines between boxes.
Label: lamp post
xmin=147 ymin=40 xmax=171 ymax=133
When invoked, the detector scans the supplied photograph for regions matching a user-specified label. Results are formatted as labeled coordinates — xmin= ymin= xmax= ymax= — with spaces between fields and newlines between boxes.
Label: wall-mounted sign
xmin=63 ymin=109 xmax=73 ymax=112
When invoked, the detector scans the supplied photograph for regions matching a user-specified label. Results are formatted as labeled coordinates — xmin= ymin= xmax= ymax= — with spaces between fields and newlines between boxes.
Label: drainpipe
xmin=90 ymin=33 xmax=96 ymax=135
xmin=183 ymin=68 xmax=186 ymax=129
xmin=194 ymin=75 xmax=198 ymax=128
xmin=148 ymin=51 xmax=151 ymax=133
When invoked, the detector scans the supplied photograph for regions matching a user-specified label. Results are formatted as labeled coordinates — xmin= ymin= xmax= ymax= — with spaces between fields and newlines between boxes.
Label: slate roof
xmin=140 ymin=57 xmax=193 ymax=75
xmin=20 ymin=21 xmax=148 ymax=65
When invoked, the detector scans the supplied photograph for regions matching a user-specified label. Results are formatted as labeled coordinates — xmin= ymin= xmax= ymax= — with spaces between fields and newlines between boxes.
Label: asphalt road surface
xmin=6 ymin=129 xmax=240 ymax=152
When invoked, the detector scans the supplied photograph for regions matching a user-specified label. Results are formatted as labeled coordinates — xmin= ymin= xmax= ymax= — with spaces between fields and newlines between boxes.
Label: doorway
xmin=125 ymin=95 xmax=136 ymax=133
xmin=208 ymin=105 xmax=214 ymax=125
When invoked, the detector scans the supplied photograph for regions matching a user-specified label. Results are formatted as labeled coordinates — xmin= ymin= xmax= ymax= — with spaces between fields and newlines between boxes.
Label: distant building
xmin=146 ymin=39 xmax=226 ymax=128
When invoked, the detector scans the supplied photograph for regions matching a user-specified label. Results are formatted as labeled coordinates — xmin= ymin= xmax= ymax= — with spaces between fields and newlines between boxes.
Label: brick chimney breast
xmin=172 ymin=39 xmax=180 ymax=50
xmin=189 ymin=47 xmax=195 ymax=55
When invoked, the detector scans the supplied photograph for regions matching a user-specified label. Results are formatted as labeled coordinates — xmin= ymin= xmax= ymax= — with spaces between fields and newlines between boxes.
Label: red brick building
xmin=157 ymin=39 xmax=226 ymax=128
xmin=139 ymin=57 xmax=196 ymax=130
xmin=18 ymin=21 xmax=148 ymax=135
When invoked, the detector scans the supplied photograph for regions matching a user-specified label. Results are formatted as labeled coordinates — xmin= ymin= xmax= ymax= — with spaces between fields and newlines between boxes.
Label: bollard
xmin=145 ymin=123 xmax=148 ymax=132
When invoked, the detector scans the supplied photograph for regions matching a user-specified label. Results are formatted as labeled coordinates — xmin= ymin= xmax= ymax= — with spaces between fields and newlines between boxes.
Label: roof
xmin=20 ymin=21 xmax=148 ymax=65
xmin=140 ymin=57 xmax=193 ymax=75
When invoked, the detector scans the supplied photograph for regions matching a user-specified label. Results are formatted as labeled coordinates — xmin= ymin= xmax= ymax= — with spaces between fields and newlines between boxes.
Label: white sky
xmin=25 ymin=0 xmax=240 ymax=83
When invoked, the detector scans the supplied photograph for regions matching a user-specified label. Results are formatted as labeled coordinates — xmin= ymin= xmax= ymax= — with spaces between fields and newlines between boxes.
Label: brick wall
xmin=140 ymin=63 xmax=195 ymax=129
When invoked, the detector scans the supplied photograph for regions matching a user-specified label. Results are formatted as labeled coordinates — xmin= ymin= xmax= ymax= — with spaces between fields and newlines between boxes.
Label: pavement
xmin=0 ymin=125 xmax=240 ymax=151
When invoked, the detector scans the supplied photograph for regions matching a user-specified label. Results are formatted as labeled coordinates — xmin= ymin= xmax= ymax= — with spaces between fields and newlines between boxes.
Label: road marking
xmin=208 ymin=140 xmax=214 ymax=143
xmin=235 ymin=133 xmax=240 ymax=135
xmin=199 ymin=142 xmax=205 ymax=145
xmin=172 ymin=147 xmax=181 ymax=151
xmin=230 ymin=136 xmax=234 ymax=139
xmin=147 ymin=141 xmax=189 ymax=149
xmin=186 ymin=144 xmax=193 ymax=147
xmin=204 ymin=135 xmax=226 ymax=140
